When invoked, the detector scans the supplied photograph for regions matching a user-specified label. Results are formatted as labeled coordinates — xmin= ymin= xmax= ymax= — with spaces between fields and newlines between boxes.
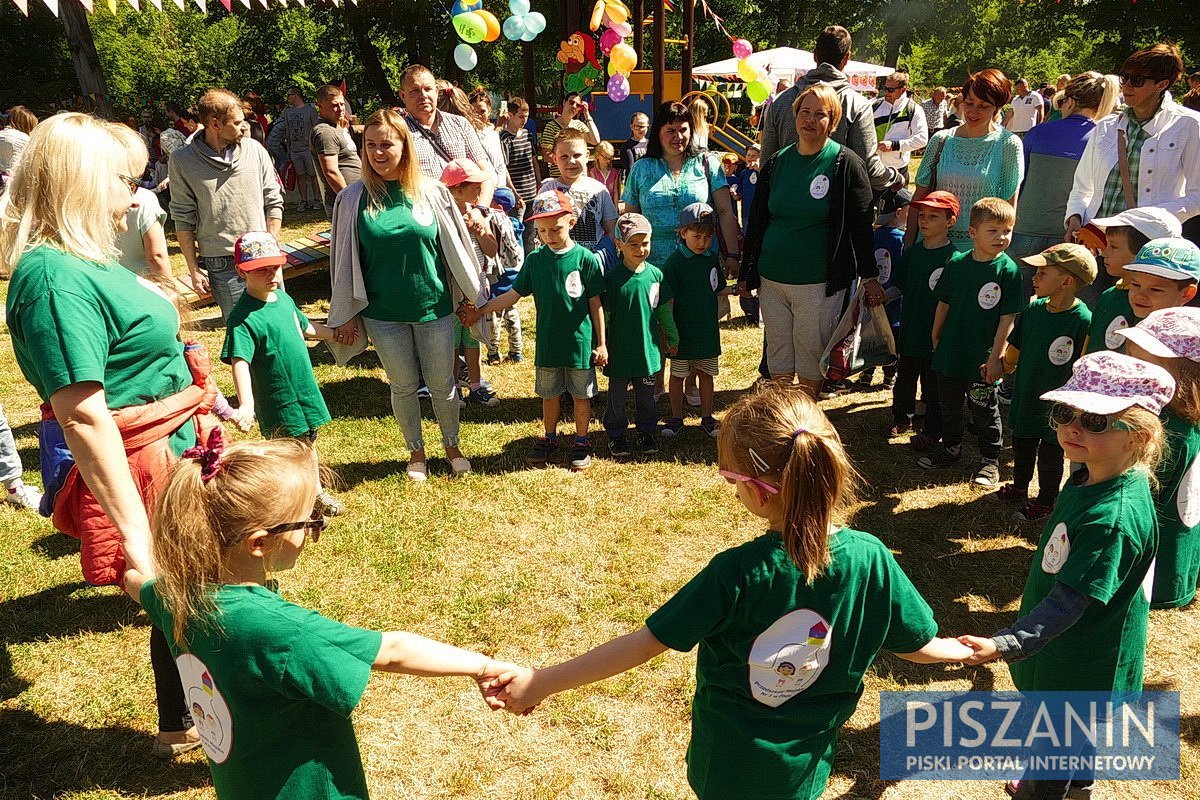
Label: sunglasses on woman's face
xmin=719 ymin=469 xmax=780 ymax=495
xmin=265 ymin=509 xmax=327 ymax=542
xmin=1118 ymin=73 xmax=1155 ymax=88
xmin=1048 ymin=403 xmax=1129 ymax=434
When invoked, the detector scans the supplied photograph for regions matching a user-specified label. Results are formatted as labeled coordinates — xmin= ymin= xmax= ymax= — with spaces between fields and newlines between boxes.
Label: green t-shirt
xmin=140 ymin=581 xmax=382 ymax=800
xmin=661 ymin=247 xmax=723 ymax=361
xmin=1084 ymin=284 xmax=1133 ymax=354
xmin=221 ymin=290 xmax=332 ymax=438
xmin=1150 ymin=410 xmax=1200 ymax=608
xmin=1009 ymin=469 xmax=1156 ymax=695
xmin=894 ymin=241 xmax=957 ymax=360
xmin=5 ymin=244 xmax=196 ymax=455
xmin=646 ymin=529 xmax=938 ymax=800
xmin=356 ymin=183 xmax=452 ymax=323
xmin=603 ymin=263 xmax=673 ymax=379
xmin=931 ymin=250 xmax=1023 ymax=379
xmin=511 ymin=244 xmax=604 ymax=369
xmin=758 ymin=140 xmax=839 ymax=286
xmin=1006 ymin=298 xmax=1091 ymax=441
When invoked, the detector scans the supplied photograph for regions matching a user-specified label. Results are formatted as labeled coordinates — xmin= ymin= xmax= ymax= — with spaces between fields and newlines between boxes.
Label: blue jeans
xmin=604 ymin=377 xmax=659 ymax=438
xmin=203 ymin=256 xmax=244 ymax=322
xmin=0 ymin=405 xmax=22 ymax=486
xmin=363 ymin=315 xmax=460 ymax=453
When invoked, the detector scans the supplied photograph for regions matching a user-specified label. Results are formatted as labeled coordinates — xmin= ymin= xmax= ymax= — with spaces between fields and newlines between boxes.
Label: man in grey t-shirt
xmin=311 ymin=84 xmax=362 ymax=219
xmin=281 ymin=87 xmax=320 ymax=211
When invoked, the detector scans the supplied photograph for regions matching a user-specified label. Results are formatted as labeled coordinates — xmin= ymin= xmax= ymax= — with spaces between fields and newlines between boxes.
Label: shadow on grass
xmin=29 ymin=532 xmax=79 ymax=560
xmin=0 ymin=709 xmax=211 ymax=798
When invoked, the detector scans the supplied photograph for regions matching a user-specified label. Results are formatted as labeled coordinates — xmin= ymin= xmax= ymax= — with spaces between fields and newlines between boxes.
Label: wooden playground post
xmin=652 ymin=0 xmax=665 ymax=110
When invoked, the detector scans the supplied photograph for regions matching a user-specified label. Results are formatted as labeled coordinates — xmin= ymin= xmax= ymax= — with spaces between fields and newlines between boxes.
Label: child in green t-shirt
xmin=890 ymin=190 xmax=959 ymax=446
xmin=660 ymin=203 xmax=732 ymax=438
xmin=220 ymin=232 xmax=343 ymax=516
xmin=921 ymin=198 xmax=1024 ymax=487
xmin=123 ymin=438 xmax=517 ymax=800
xmin=1116 ymin=307 xmax=1200 ymax=609
xmin=602 ymin=213 xmax=679 ymax=457
xmin=1122 ymin=236 xmax=1200 ymax=322
xmin=487 ymin=383 xmax=970 ymax=800
xmin=959 ymin=351 xmax=1173 ymax=799
xmin=998 ymin=244 xmax=1095 ymax=523
xmin=1081 ymin=207 xmax=1180 ymax=353
xmin=462 ymin=189 xmax=607 ymax=470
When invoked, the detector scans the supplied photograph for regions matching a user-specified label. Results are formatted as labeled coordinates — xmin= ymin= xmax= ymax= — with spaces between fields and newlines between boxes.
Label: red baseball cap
xmin=233 ymin=231 xmax=286 ymax=271
xmin=526 ymin=189 xmax=575 ymax=221
xmin=909 ymin=190 xmax=961 ymax=218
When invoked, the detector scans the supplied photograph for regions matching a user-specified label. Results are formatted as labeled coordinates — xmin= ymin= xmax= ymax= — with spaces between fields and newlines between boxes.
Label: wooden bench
xmin=177 ymin=230 xmax=332 ymax=307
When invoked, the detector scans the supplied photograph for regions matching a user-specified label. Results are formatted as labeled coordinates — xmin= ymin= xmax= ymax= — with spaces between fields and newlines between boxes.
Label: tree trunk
xmin=345 ymin=8 xmax=397 ymax=105
xmin=60 ymin=0 xmax=114 ymax=119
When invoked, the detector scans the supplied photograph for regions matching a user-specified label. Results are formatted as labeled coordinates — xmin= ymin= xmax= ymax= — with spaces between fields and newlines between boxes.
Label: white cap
xmin=1089 ymin=207 xmax=1182 ymax=241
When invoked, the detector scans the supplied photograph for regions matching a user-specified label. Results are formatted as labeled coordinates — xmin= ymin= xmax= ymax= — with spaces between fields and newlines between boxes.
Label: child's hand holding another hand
xmin=956 ymin=635 xmax=1001 ymax=665
xmin=494 ymin=666 xmax=548 ymax=716
xmin=233 ymin=407 xmax=256 ymax=433
xmin=592 ymin=344 xmax=609 ymax=367
xmin=458 ymin=302 xmax=482 ymax=327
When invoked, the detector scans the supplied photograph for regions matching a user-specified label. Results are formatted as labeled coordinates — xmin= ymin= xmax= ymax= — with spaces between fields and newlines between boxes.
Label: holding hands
xmin=458 ymin=301 xmax=483 ymax=328
xmin=956 ymin=635 xmax=1001 ymax=666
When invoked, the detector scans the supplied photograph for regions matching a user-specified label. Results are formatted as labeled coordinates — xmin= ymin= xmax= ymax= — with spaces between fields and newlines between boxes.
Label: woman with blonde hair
xmin=108 ymin=122 xmax=173 ymax=283
xmin=326 ymin=108 xmax=488 ymax=481
xmin=2 ymin=112 xmax=217 ymax=758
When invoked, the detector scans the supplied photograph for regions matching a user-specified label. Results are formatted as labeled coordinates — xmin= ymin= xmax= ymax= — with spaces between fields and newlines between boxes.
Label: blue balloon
xmin=453 ymin=43 xmax=478 ymax=72
xmin=508 ymin=0 xmax=529 ymax=14
xmin=520 ymin=25 xmax=538 ymax=42
xmin=524 ymin=11 xmax=546 ymax=34
xmin=451 ymin=0 xmax=482 ymax=14
xmin=502 ymin=15 xmax=526 ymax=40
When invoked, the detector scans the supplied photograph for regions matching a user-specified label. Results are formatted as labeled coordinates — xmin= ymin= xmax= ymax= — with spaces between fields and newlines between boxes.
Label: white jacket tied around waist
xmin=326 ymin=178 xmax=491 ymax=366
xmin=1066 ymin=94 xmax=1200 ymax=226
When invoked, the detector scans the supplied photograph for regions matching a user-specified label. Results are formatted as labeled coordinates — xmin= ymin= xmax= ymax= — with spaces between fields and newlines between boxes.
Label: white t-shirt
xmin=537 ymin=176 xmax=618 ymax=247
xmin=115 ymin=188 xmax=168 ymax=275
xmin=1008 ymin=93 xmax=1042 ymax=133
xmin=0 ymin=127 xmax=30 ymax=173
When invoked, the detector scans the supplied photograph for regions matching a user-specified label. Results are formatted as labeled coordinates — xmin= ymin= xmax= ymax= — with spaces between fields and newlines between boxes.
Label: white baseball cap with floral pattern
xmin=1040 ymin=351 xmax=1176 ymax=416
xmin=1114 ymin=306 xmax=1200 ymax=364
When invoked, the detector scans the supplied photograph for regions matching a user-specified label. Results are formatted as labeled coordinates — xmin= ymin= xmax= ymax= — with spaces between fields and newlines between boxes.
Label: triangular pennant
xmin=41 ymin=0 xmax=59 ymax=15
xmin=216 ymin=0 xmax=228 ymax=9
xmin=146 ymin=0 xmax=161 ymax=9
xmin=168 ymin=0 xmax=183 ymax=8
xmin=124 ymin=0 xmax=139 ymax=11
xmin=105 ymin=0 xmax=116 ymax=11
xmin=77 ymin=0 xmax=93 ymax=11
xmin=12 ymin=0 xmax=29 ymax=15
xmin=236 ymin=0 xmax=249 ymax=8
xmin=193 ymin=0 xmax=205 ymax=11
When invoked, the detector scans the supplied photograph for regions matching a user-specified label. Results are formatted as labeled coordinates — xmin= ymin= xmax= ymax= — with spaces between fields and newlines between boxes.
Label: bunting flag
xmin=12 ymin=0 xmax=28 ymax=14
xmin=77 ymin=0 xmax=93 ymax=11
xmin=105 ymin=0 xmax=116 ymax=11
xmin=41 ymin=0 xmax=58 ymax=14
xmin=235 ymin=0 xmax=249 ymax=8
xmin=146 ymin=0 xmax=162 ymax=9
xmin=124 ymin=0 xmax=140 ymax=10
xmin=169 ymin=0 xmax=184 ymax=9
xmin=192 ymin=0 xmax=205 ymax=9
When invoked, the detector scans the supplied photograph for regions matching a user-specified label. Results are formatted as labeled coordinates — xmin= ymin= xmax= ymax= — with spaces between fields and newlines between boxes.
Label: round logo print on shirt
xmin=928 ymin=267 xmax=944 ymax=292
xmin=648 ymin=282 xmax=661 ymax=309
xmin=1041 ymin=523 xmax=1070 ymax=574
xmin=564 ymin=270 xmax=584 ymax=299
xmin=978 ymin=282 xmax=1001 ymax=310
xmin=1177 ymin=453 xmax=1200 ymax=527
xmin=1104 ymin=315 xmax=1129 ymax=350
xmin=709 ymin=267 xmax=720 ymax=292
xmin=176 ymin=653 xmax=234 ymax=764
xmin=875 ymin=248 xmax=893 ymax=283
xmin=747 ymin=608 xmax=832 ymax=707
xmin=411 ymin=203 xmax=435 ymax=227
xmin=1047 ymin=336 xmax=1075 ymax=366
xmin=749 ymin=172 xmax=758 ymax=185
xmin=809 ymin=174 xmax=830 ymax=200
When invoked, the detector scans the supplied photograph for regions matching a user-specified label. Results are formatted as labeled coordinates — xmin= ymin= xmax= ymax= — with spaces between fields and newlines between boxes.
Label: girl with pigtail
xmin=488 ymin=383 xmax=969 ymax=800
xmin=123 ymin=438 xmax=519 ymax=800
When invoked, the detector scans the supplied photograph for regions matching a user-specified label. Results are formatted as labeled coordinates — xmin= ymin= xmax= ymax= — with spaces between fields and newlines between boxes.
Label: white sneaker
xmin=5 ymin=481 xmax=42 ymax=511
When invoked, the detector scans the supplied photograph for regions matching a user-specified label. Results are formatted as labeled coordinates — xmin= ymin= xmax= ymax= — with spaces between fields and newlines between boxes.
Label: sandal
xmin=406 ymin=461 xmax=428 ymax=482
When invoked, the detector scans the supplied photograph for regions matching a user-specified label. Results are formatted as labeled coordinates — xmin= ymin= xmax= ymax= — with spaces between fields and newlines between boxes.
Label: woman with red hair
xmin=905 ymin=68 xmax=1024 ymax=250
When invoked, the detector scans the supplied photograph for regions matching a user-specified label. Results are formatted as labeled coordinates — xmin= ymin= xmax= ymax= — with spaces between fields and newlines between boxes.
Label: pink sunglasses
xmin=719 ymin=469 xmax=780 ymax=495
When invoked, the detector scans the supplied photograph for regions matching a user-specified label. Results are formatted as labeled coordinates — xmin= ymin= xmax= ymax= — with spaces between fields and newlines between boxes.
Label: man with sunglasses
xmin=872 ymin=71 xmax=928 ymax=173
xmin=1066 ymin=43 xmax=1200 ymax=245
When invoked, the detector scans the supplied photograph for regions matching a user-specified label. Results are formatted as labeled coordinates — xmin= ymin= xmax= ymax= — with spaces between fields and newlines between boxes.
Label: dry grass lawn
xmin=0 ymin=210 xmax=1196 ymax=800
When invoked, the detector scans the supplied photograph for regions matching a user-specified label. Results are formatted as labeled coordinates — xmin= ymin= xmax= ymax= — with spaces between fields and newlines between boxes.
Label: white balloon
xmin=453 ymin=43 xmax=478 ymax=71
xmin=525 ymin=10 xmax=546 ymax=33
xmin=508 ymin=0 xmax=529 ymax=13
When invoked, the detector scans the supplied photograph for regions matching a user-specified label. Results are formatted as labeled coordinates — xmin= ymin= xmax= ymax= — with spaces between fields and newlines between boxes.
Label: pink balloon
xmin=600 ymin=27 xmax=622 ymax=56
xmin=607 ymin=73 xmax=630 ymax=103
xmin=732 ymin=38 xmax=753 ymax=60
xmin=610 ymin=20 xmax=633 ymax=37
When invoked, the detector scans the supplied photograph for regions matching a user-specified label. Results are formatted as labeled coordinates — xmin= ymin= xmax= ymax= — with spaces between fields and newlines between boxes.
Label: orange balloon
xmin=477 ymin=9 xmax=501 ymax=42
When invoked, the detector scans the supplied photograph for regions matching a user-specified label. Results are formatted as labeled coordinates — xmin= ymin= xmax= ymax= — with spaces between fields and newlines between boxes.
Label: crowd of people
xmin=2 ymin=21 xmax=1200 ymax=800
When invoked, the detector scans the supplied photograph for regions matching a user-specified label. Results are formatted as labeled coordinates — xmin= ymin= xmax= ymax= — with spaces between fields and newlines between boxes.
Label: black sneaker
xmin=527 ymin=436 xmax=558 ymax=463
xmin=608 ymin=437 xmax=632 ymax=457
xmin=701 ymin=416 xmax=720 ymax=438
xmin=486 ymin=352 xmax=501 ymax=366
xmin=505 ymin=352 xmax=524 ymax=363
xmin=570 ymin=438 xmax=592 ymax=470
xmin=637 ymin=432 xmax=659 ymax=454
xmin=661 ymin=417 xmax=685 ymax=437
xmin=467 ymin=385 xmax=501 ymax=407
xmin=917 ymin=447 xmax=963 ymax=469
xmin=973 ymin=461 xmax=1001 ymax=487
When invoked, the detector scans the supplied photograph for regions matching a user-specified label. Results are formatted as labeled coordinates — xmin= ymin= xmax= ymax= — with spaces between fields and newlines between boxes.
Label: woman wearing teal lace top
xmin=906 ymin=69 xmax=1024 ymax=250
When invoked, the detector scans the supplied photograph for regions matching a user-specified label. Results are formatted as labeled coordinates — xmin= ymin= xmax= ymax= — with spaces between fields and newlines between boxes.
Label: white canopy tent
xmin=692 ymin=46 xmax=893 ymax=93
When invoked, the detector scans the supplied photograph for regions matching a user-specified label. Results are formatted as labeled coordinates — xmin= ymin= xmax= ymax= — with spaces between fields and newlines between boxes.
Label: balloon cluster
xmin=731 ymin=38 xmax=771 ymax=104
xmin=590 ymin=0 xmax=637 ymax=102
xmin=451 ymin=0 xmax=546 ymax=72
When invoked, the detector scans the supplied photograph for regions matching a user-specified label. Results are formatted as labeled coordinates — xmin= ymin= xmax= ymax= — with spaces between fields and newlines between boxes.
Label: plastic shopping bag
xmin=819 ymin=285 xmax=897 ymax=381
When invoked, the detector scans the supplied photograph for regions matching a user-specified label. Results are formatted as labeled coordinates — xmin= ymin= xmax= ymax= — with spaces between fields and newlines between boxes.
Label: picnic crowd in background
xmin=4 ymin=22 xmax=1200 ymax=800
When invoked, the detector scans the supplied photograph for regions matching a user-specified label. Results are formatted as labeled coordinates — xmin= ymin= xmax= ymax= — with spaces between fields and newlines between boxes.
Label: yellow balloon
xmin=477 ymin=9 xmax=501 ymax=42
xmin=608 ymin=42 xmax=636 ymax=75
xmin=604 ymin=0 xmax=629 ymax=24
xmin=589 ymin=0 xmax=605 ymax=31
xmin=736 ymin=59 xmax=757 ymax=82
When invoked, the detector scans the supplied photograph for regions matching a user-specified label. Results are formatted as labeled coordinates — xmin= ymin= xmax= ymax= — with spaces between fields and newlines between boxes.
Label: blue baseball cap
xmin=1124 ymin=237 xmax=1200 ymax=283
xmin=677 ymin=202 xmax=714 ymax=229
xmin=491 ymin=187 xmax=517 ymax=214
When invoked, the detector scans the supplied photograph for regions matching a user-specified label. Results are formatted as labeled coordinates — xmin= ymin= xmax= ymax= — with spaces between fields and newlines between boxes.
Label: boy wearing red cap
xmin=461 ymin=190 xmax=607 ymax=470
xmin=221 ymin=231 xmax=344 ymax=514
xmin=889 ymin=190 xmax=959 ymax=446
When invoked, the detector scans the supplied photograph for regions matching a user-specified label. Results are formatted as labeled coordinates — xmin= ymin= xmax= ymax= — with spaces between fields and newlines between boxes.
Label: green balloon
xmin=453 ymin=12 xmax=487 ymax=44
xmin=746 ymin=79 xmax=770 ymax=104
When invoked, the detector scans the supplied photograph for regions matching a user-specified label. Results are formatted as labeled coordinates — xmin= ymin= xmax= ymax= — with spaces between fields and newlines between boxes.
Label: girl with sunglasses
xmin=123 ymin=438 xmax=516 ymax=800
xmin=488 ymin=383 xmax=970 ymax=800
xmin=1115 ymin=307 xmax=1200 ymax=609
xmin=958 ymin=351 xmax=1172 ymax=800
